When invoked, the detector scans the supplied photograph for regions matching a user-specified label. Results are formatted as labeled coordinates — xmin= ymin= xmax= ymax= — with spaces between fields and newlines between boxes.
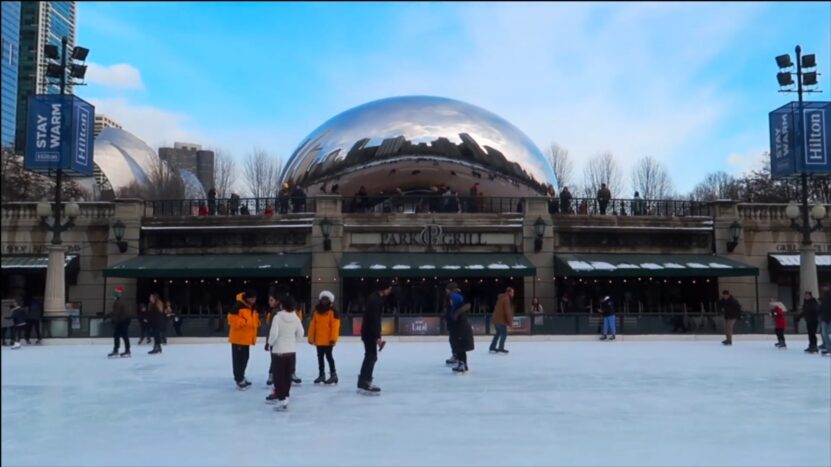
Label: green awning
xmin=340 ymin=253 xmax=536 ymax=278
xmin=104 ymin=254 xmax=311 ymax=278
xmin=1 ymin=255 xmax=79 ymax=272
xmin=553 ymin=253 xmax=759 ymax=278
xmin=768 ymin=254 xmax=830 ymax=273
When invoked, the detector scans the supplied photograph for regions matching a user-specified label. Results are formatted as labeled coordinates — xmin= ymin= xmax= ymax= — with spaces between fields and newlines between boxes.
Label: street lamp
xmin=534 ymin=217 xmax=546 ymax=252
xmin=39 ymin=37 xmax=90 ymax=335
xmin=775 ymin=45 xmax=823 ymax=299
xmin=726 ymin=220 xmax=742 ymax=253
xmin=112 ymin=220 xmax=128 ymax=253
xmin=320 ymin=218 xmax=333 ymax=251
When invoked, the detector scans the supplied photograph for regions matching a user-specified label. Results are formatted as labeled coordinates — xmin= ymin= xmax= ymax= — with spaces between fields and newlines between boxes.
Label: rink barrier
xmin=18 ymin=312 xmax=777 ymax=339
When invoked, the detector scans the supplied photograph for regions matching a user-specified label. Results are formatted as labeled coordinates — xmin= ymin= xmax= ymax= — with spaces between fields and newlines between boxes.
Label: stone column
xmin=523 ymin=198 xmax=555 ymax=313
xmin=44 ymin=244 xmax=69 ymax=337
xmin=311 ymin=196 xmax=344 ymax=311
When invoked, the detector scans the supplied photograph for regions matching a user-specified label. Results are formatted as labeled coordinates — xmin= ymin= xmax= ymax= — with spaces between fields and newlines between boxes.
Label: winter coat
xmin=597 ymin=187 xmax=611 ymax=203
xmin=28 ymin=299 xmax=43 ymax=320
xmin=600 ymin=301 xmax=615 ymax=317
xmin=559 ymin=190 xmax=573 ymax=213
xmin=449 ymin=299 xmax=474 ymax=352
xmin=820 ymin=291 xmax=831 ymax=323
xmin=227 ymin=292 xmax=261 ymax=346
xmin=802 ymin=298 xmax=819 ymax=323
xmin=362 ymin=292 xmax=383 ymax=341
xmin=267 ymin=310 xmax=304 ymax=354
xmin=110 ymin=298 xmax=131 ymax=324
xmin=771 ymin=303 xmax=786 ymax=330
xmin=148 ymin=301 xmax=165 ymax=327
xmin=11 ymin=306 xmax=27 ymax=326
xmin=719 ymin=297 xmax=742 ymax=320
xmin=491 ymin=293 xmax=514 ymax=326
xmin=308 ymin=307 xmax=340 ymax=346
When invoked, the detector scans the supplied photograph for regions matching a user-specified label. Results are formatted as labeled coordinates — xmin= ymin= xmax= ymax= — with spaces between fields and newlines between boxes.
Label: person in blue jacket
xmin=599 ymin=296 xmax=617 ymax=341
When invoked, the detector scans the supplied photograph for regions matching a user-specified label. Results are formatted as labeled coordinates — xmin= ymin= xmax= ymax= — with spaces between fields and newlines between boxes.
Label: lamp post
xmin=320 ymin=218 xmax=333 ymax=251
xmin=38 ymin=37 xmax=89 ymax=335
xmin=533 ymin=217 xmax=546 ymax=252
xmin=726 ymin=220 xmax=742 ymax=253
xmin=775 ymin=45 xmax=824 ymax=299
xmin=113 ymin=220 xmax=128 ymax=253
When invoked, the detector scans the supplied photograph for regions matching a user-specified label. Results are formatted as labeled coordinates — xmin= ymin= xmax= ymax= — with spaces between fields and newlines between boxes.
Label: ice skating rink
xmin=2 ymin=339 xmax=830 ymax=467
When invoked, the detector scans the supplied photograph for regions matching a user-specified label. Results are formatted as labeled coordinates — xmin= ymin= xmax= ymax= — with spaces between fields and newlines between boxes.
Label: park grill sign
xmin=381 ymin=224 xmax=486 ymax=247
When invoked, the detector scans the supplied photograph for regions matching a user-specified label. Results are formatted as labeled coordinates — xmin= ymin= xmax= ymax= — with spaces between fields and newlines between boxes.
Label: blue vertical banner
xmin=800 ymin=102 xmax=831 ymax=174
xmin=769 ymin=103 xmax=797 ymax=178
xmin=24 ymin=95 xmax=95 ymax=176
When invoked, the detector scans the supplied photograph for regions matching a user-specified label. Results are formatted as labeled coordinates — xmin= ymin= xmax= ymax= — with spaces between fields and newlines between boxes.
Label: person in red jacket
xmin=770 ymin=299 xmax=787 ymax=349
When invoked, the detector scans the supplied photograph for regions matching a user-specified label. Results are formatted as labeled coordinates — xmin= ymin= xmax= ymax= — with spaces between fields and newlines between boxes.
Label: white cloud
xmin=86 ymin=63 xmax=144 ymax=90
xmin=727 ymin=149 xmax=767 ymax=176
xmin=88 ymin=98 xmax=201 ymax=149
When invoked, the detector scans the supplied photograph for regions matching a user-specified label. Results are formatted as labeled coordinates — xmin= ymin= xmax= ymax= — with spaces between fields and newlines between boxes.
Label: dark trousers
xmin=172 ymin=318 xmax=183 ymax=337
xmin=113 ymin=320 xmax=131 ymax=352
xmin=139 ymin=320 xmax=151 ymax=342
xmin=232 ymin=344 xmax=250 ymax=383
xmin=151 ymin=324 xmax=162 ymax=348
xmin=599 ymin=200 xmax=608 ymax=215
xmin=806 ymin=320 xmax=818 ymax=349
xmin=13 ymin=325 xmax=25 ymax=342
xmin=447 ymin=320 xmax=458 ymax=357
xmin=25 ymin=319 xmax=42 ymax=342
xmin=490 ymin=324 xmax=508 ymax=351
xmin=359 ymin=338 xmax=378 ymax=384
xmin=272 ymin=353 xmax=295 ymax=400
xmin=316 ymin=345 xmax=336 ymax=373
xmin=775 ymin=328 xmax=786 ymax=344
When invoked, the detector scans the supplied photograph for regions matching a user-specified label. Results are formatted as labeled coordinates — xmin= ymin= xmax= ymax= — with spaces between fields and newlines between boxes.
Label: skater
xmin=599 ymin=296 xmax=617 ymax=340
xmin=1 ymin=302 xmax=13 ymax=346
xmin=137 ymin=304 xmax=150 ymax=344
xmin=308 ymin=290 xmax=340 ymax=385
xmin=358 ymin=281 xmax=392 ymax=394
xmin=24 ymin=297 xmax=43 ymax=344
xmin=228 ymin=289 xmax=261 ymax=389
xmin=147 ymin=293 xmax=165 ymax=354
xmin=820 ymin=285 xmax=831 ymax=356
xmin=718 ymin=290 xmax=742 ymax=346
xmin=802 ymin=291 xmax=820 ymax=353
xmin=264 ymin=292 xmax=280 ymax=387
xmin=489 ymin=286 xmax=514 ymax=353
xmin=10 ymin=301 xmax=27 ymax=349
xmin=266 ymin=294 xmax=304 ymax=410
xmin=107 ymin=286 xmax=132 ymax=358
xmin=770 ymin=299 xmax=787 ymax=349
xmin=447 ymin=282 xmax=473 ymax=373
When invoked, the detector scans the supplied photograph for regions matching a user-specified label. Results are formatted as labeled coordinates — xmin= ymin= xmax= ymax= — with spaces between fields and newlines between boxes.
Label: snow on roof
xmin=639 ymin=263 xmax=664 ymax=270
xmin=488 ymin=263 xmax=511 ymax=270
xmin=708 ymin=263 xmax=732 ymax=269
xmin=392 ymin=265 xmax=411 ymax=270
xmin=442 ymin=265 xmax=461 ymax=270
xmin=466 ymin=265 xmax=484 ymax=269
xmin=342 ymin=262 xmax=360 ymax=270
xmin=685 ymin=263 xmax=709 ymax=269
xmin=370 ymin=264 xmax=387 ymax=270
xmin=771 ymin=255 xmax=831 ymax=266
xmin=662 ymin=263 xmax=685 ymax=269
xmin=419 ymin=265 xmax=436 ymax=269
xmin=568 ymin=261 xmax=594 ymax=271
xmin=590 ymin=262 xmax=617 ymax=270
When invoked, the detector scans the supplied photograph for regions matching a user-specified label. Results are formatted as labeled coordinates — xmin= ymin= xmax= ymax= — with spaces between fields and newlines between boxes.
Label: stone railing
xmin=1 ymin=202 xmax=116 ymax=221
xmin=737 ymin=203 xmax=831 ymax=221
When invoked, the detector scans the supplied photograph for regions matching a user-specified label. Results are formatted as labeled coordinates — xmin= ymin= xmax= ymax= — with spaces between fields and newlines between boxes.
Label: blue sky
xmin=77 ymin=1 xmax=831 ymax=194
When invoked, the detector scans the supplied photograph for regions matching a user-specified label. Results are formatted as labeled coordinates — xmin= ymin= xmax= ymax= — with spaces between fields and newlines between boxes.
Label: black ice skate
xmin=445 ymin=356 xmax=458 ymax=365
xmin=452 ymin=361 xmax=469 ymax=373
xmin=721 ymin=339 xmax=732 ymax=346
xmin=314 ymin=372 xmax=326 ymax=384
xmin=609 ymin=335 xmax=616 ymax=341
xmin=497 ymin=348 xmax=509 ymax=354
xmin=265 ymin=391 xmax=279 ymax=404
xmin=599 ymin=335 xmax=608 ymax=341
xmin=821 ymin=350 xmax=830 ymax=356
xmin=266 ymin=374 xmax=273 ymax=386
xmin=107 ymin=350 xmax=119 ymax=359
xmin=324 ymin=371 xmax=338 ymax=385
xmin=291 ymin=374 xmax=302 ymax=385
xmin=120 ymin=351 xmax=131 ymax=358
xmin=236 ymin=381 xmax=249 ymax=391
xmin=804 ymin=347 xmax=818 ymax=354
xmin=148 ymin=347 xmax=162 ymax=355
xmin=357 ymin=381 xmax=381 ymax=395
xmin=242 ymin=379 xmax=252 ymax=388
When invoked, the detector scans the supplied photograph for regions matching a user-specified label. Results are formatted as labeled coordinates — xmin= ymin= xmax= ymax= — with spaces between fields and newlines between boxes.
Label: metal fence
xmin=551 ymin=197 xmax=711 ymax=217
xmin=144 ymin=197 xmax=317 ymax=218
xmin=342 ymin=195 xmax=524 ymax=214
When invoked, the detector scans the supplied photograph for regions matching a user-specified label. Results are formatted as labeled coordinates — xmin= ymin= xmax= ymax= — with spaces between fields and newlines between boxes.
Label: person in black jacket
xmin=147 ymin=293 xmax=165 ymax=355
xmin=107 ymin=286 xmax=132 ymax=358
xmin=819 ymin=285 xmax=831 ymax=356
xmin=358 ymin=282 xmax=393 ymax=394
xmin=718 ymin=290 xmax=742 ymax=346
xmin=24 ymin=297 xmax=43 ymax=344
xmin=801 ymin=291 xmax=820 ymax=353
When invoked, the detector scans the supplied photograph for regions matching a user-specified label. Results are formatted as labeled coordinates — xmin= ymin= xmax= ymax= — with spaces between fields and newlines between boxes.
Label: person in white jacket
xmin=266 ymin=295 xmax=304 ymax=410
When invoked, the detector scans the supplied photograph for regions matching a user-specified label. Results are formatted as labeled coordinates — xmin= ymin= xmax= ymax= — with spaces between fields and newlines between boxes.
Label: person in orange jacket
xmin=228 ymin=289 xmax=261 ymax=390
xmin=308 ymin=290 xmax=341 ymax=385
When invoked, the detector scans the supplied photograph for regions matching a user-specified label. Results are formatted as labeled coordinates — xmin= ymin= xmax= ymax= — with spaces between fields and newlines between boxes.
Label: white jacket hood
xmin=268 ymin=309 xmax=304 ymax=354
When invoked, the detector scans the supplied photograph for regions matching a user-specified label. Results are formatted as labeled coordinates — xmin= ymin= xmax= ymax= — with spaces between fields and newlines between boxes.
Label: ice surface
xmin=2 ymin=340 xmax=830 ymax=467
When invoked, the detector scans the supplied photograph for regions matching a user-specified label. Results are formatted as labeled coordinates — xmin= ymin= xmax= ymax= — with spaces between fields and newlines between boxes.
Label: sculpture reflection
xmin=281 ymin=96 xmax=557 ymax=198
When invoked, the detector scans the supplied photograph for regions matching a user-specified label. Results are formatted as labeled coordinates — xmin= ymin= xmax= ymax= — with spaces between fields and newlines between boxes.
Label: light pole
xmin=775 ymin=46 xmax=825 ymax=300
xmin=38 ymin=37 xmax=89 ymax=335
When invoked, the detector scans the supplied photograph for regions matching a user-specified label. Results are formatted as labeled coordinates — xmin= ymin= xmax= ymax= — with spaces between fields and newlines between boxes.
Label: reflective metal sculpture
xmin=93 ymin=128 xmax=158 ymax=192
xmin=280 ymin=96 xmax=557 ymax=197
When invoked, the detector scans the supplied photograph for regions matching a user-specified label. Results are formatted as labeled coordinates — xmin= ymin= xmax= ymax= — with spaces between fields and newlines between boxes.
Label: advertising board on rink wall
xmin=770 ymin=101 xmax=831 ymax=178
xmin=24 ymin=95 xmax=95 ymax=176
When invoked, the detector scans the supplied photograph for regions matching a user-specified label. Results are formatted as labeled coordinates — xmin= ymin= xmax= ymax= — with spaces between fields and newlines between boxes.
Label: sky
xmin=77 ymin=1 xmax=831 ymax=195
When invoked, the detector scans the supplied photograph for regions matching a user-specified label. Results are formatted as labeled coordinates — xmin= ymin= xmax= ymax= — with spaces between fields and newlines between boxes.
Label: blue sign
xmin=770 ymin=101 xmax=831 ymax=177
xmin=24 ymin=95 xmax=95 ymax=176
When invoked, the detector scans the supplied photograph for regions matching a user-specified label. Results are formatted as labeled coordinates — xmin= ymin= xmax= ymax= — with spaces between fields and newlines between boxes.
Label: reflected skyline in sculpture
xmin=280 ymin=96 xmax=557 ymax=197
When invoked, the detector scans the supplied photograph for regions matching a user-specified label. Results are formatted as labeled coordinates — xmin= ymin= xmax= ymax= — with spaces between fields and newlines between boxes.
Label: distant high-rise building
xmin=159 ymin=142 xmax=215 ymax=194
xmin=15 ymin=1 xmax=77 ymax=151
xmin=1 ymin=1 xmax=21 ymax=150
xmin=94 ymin=114 xmax=122 ymax=137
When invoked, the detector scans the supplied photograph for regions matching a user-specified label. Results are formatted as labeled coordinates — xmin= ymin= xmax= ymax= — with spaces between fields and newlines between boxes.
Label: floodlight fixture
xmin=801 ymin=54 xmax=816 ymax=69
xmin=44 ymin=44 xmax=59 ymax=60
xmin=777 ymin=72 xmax=794 ymax=87
xmin=775 ymin=54 xmax=793 ymax=69
xmin=70 ymin=46 xmax=89 ymax=61
xmin=802 ymin=71 xmax=818 ymax=87
xmin=69 ymin=64 xmax=87 ymax=79
xmin=46 ymin=64 xmax=64 ymax=78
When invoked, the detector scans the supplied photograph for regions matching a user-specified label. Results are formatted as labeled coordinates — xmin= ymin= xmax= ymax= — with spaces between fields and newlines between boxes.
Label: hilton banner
xmin=24 ymin=95 xmax=95 ymax=176
xmin=770 ymin=101 xmax=831 ymax=177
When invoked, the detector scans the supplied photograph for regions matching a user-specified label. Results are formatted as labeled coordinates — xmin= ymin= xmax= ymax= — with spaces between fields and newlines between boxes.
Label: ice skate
xmin=599 ymin=335 xmax=607 ymax=341
xmin=445 ymin=356 xmax=458 ymax=365
xmin=452 ymin=361 xmax=468 ymax=373
xmin=324 ymin=371 xmax=338 ymax=385
xmin=609 ymin=335 xmax=616 ymax=341
xmin=314 ymin=372 xmax=326 ymax=384
xmin=236 ymin=381 xmax=249 ymax=391
xmin=35 ymin=339 xmax=42 ymax=345
xmin=12 ymin=342 xmax=21 ymax=350
xmin=266 ymin=374 xmax=273 ymax=386
xmin=120 ymin=351 xmax=131 ymax=358
xmin=148 ymin=346 xmax=162 ymax=355
xmin=721 ymin=339 xmax=732 ymax=346
xmin=242 ymin=378 xmax=252 ymax=388
xmin=497 ymin=348 xmax=509 ymax=354
xmin=274 ymin=398 xmax=289 ymax=411
xmin=488 ymin=348 xmax=497 ymax=354
xmin=291 ymin=374 xmax=302 ymax=385
xmin=107 ymin=350 xmax=119 ymax=359
xmin=265 ymin=391 xmax=279 ymax=404
xmin=357 ymin=381 xmax=381 ymax=395
xmin=822 ymin=350 xmax=830 ymax=356
xmin=804 ymin=347 xmax=818 ymax=354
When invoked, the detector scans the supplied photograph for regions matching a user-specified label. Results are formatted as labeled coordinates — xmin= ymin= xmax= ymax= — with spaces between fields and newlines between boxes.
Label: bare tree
xmin=241 ymin=147 xmax=282 ymax=199
xmin=631 ymin=156 xmax=674 ymax=200
xmin=118 ymin=157 xmax=185 ymax=200
xmin=212 ymin=148 xmax=236 ymax=198
xmin=548 ymin=143 xmax=573 ymax=189
xmin=690 ymin=171 xmax=740 ymax=201
xmin=1 ymin=149 xmax=89 ymax=202
xmin=582 ymin=151 xmax=624 ymax=198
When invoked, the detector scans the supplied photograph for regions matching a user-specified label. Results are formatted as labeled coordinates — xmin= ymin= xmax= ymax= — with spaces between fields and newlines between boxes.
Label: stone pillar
xmin=523 ymin=198 xmax=555 ymax=313
xmin=311 ymin=196 xmax=344 ymax=311
xmin=799 ymin=244 xmax=819 ymax=299
xmin=44 ymin=244 xmax=69 ymax=337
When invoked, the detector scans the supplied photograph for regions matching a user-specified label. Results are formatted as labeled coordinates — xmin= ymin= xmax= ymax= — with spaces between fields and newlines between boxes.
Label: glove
xmin=329 ymin=340 xmax=336 ymax=346
xmin=264 ymin=343 xmax=270 ymax=351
